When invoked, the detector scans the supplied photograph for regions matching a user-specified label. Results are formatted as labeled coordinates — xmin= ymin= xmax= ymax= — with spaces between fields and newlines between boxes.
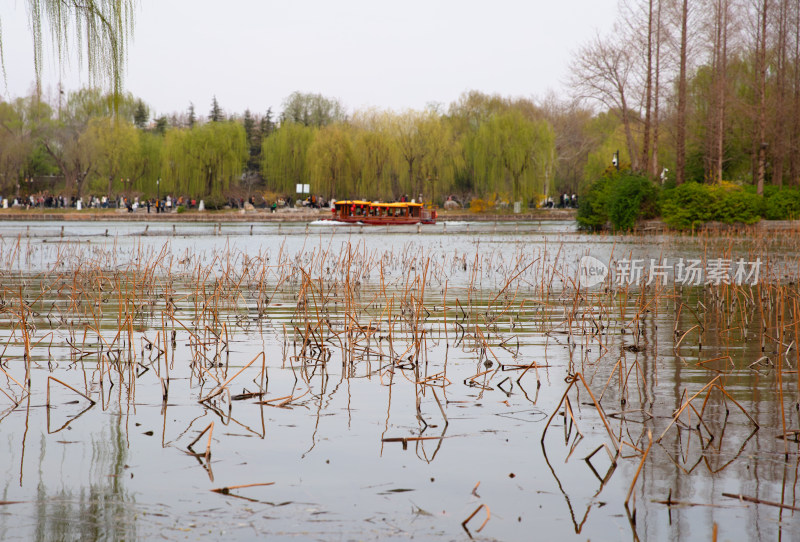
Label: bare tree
xmin=568 ymin=32 xmax=641 ymax=172
xmin=770 ymin=0 xmax=790 ymax=186
xmin=637 ymin=0 xmax=656 ymax=175
xmin=752 ymin=0 xmax=769 ymax=195
xmin=706 ymin=0 xmax=735 ymax=184
xmin=538 ymin=93 xmax=598 ymax=194
xmin=651 ymin=0 xmax=666 ymax=178
xmin=675 ymin=0 xmax=690 ymax=185
xmin=790 ymin=1 xmax=800 ymax=184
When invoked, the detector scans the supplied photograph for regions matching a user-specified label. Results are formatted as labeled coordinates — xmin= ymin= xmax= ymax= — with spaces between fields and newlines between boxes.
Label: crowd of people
xmin=0 ymin=193 xmax=203 ymax=213
xmin=539 ymin=193 xmax=578 ymax=209
xmin=0 ymin=193 xmax=330 ymax=213
xmin=2 ymin=191 xmax=581 ymax=213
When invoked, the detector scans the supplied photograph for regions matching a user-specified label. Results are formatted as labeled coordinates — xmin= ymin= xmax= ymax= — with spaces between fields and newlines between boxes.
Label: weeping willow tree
xmin=417 ymin=118 xmax=461 ymax=205
xmin=128 ymin=130 xmax=162 ymax=194
xmin=474 ymin=110 xmax=556 ymax=202
xmin=351 ymin=110 xmax=396 ymax=200
xmin=0 ymin=98 xmax=38 ymax=193
xmin=81 ymin=116 xmax=138 ymax=196
xmin=307 ymin=124 xmax=356 ymax=200
xmin=260 ymin=122 xmax=316 ymax=195
xmin=389 ymin=110 xmax=441 ymax=201
xmin=161 ymin=122 xmax=246 ymax=198
xmin=1 ymin=0 xmax=136 ymax=97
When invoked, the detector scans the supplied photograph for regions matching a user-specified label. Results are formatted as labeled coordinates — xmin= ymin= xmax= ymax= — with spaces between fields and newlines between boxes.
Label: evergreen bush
xmin=577 ymin=173 xmax=657 ymax=231
xmin=660 ymin=182 xmax=762 ymax=229
xmin=763 ymin=188 xmax=800 ymax=220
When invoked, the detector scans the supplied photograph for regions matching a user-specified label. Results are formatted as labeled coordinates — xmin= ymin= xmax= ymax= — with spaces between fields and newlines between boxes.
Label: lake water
xmin=0 ymin=220 xmax=798 ymax=541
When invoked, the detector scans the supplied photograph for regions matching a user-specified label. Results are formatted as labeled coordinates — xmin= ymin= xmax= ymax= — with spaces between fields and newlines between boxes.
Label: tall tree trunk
xmin=640 ymin=0 xmax=654 ymax=175
xmin=651 ymin=0 xmax=662 ymax=179
xmin=620 ymin=92 xmax=639 ymax=171
xmin=716 ymin=4 xmax=726 ymax=185
xmin=791 ymin=2 xmax=800 ymax=185
xmin=710 ymin=0 xmax=728 ymax=184
xmin=772 ymin=0 xmax=788 ymax=187
xmin=676 ymin=0 xmax=689 ymax=185
xmin=754 ymin=0 xmax=768 ymax=195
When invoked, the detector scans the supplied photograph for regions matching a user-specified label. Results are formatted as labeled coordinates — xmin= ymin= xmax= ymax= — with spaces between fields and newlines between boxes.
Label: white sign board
xmin=296 ymin=184 xmax=310 ymax=194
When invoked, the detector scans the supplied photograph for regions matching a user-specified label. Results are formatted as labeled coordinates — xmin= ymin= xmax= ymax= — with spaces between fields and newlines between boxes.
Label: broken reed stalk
xmin=624 ymin=430 xmax=652 ymax=509
xmin=18 ymin=287 xmax=31 ymax=388
xmin=188 ymin=421 xmax=214 ymax=456
xmin=657 ymin=376 xmax=721 ymax=442
xmin=722 ymin=492 xmax=800 ymax=512
xmin=0 ymin=365 xmax=27 ymax=396
xmin=46 ymin=376 xmax=95 ymax=406
xmin=462 ymin=503 xmax=490 ymax=534
xmin=198 ymin=352 xmax=265 ymax=403
xmin=211 ymin=482 xmax=274 ymax=495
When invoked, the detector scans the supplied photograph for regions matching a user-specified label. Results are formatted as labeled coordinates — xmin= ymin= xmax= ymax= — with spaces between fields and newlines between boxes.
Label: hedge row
xmin=577 ymin=174 xmax=800 ymax=231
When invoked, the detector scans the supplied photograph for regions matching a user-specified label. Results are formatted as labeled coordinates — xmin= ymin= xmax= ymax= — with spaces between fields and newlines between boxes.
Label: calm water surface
xmin=0 ymin=220 xmax=797 ymax=541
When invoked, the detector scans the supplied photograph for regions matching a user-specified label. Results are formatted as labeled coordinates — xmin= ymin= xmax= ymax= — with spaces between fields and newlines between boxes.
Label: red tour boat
xmin=330 ymin=200 xmax=437 ymax=225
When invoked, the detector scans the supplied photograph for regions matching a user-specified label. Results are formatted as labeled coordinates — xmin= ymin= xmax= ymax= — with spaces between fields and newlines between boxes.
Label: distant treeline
xmin=4 ymin=0 xmax=800 ymax=208
xmin=0 ymin=90 xmax=562 ymax=205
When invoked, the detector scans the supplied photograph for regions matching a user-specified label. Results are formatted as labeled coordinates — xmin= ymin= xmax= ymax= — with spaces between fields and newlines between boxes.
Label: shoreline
xmin=0 ymin=209 xmax=798 ymax=231
xmin=0 ymin=208 xmax=579 ymax=222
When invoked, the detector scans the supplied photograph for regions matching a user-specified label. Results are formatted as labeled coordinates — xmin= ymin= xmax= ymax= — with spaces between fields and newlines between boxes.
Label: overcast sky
xmin=1 ymin=0 xmax=618 ymax=118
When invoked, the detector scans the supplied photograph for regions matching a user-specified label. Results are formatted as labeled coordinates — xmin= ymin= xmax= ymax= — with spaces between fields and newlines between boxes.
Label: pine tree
xmin=243 ymin=109 xmax=255 ymax=145
xmin=133 ymin=99 xmax=149 ymax=129
xmin=210 ymin=96 xmax=223 ymax=122
xmin=155 ymin=116 xmax=168 ymax=135
xmin=243 ymin=109 xmax=260 ymax=171
xmin=260 ymin=108 xmax=275 ymax=138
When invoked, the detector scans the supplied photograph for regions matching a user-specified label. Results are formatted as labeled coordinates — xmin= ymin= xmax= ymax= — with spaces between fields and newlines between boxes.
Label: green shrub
xmin=608 ymin=174 xmax=659 ymax=231
xmin=576 ymin=176 xmax=612 ymax=231
xmin=661 ymin=181 xmax=762 ymax=229
xmin=581 ymin=174 xmax=795 ymax=231
xmin=176 ymin=205 xmax=186 ymax=214
xmin=763 ymin=189 xmax=800 ymax=220
xmin=660 ymin=182 xmax=713 ymax=230
xmin=202 ymin=195 xmax=226 ymax=210
xmin=710 ymin=186 xmax=761 ymax=224
xmin=577 ymin=173 xmax=658 ymax=231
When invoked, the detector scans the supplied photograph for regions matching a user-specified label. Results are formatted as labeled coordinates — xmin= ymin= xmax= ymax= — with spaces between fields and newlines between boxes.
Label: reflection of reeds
xmin=1 ymin=229 xmax=799 ymax=534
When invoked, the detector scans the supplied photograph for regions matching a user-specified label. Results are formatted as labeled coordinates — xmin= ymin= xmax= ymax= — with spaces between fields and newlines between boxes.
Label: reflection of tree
xmin=34 ymin=414 xmax=136 ymax=541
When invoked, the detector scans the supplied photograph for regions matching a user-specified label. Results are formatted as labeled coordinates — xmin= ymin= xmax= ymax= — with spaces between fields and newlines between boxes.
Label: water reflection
xmin=0 ymin=222 xmax=798 ymax=540
xmin=3 ymin=415 xmax=135 ymax=542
